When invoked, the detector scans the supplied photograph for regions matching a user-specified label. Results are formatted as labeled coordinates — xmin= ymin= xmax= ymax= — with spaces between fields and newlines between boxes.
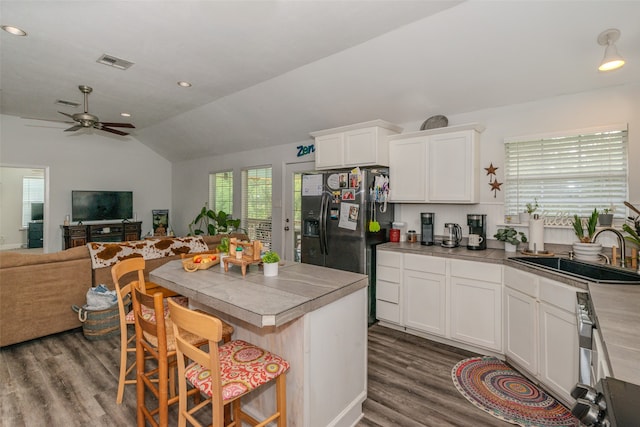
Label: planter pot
xmin=572 ymin=242 xmax=603 ymax=262
xmin=598 ymin=214 xmax=613 ymax=227
xmin=263 ymin=262 xmax=278 ymax=277
xmin=504 ymin=242 xmax=518 ymax=252
xmin=220 ymin=254 xmax=229 ymax=271
xmin=519 ymin=212 xmax=531 ymax=224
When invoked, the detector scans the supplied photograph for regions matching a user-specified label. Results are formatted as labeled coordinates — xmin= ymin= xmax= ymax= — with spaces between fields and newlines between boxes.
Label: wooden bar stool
xmin=168 ymin=299 xmax=289 ymax=427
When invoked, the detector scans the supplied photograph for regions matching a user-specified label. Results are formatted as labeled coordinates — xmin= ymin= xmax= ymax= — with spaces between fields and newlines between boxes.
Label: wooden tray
xmin=181 ymin=252 xmax=220 ymax=272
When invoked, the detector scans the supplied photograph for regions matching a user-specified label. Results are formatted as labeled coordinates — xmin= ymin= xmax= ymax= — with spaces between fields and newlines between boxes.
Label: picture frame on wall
xmin=152 ymin=209 xmax=169 ymax=236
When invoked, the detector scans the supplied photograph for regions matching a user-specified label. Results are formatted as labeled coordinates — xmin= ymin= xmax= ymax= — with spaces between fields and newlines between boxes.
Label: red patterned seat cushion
xmin=125 ymin=296 xmax=188 ymax=324
xmin=184 ymin=340 xmax=289 ymax=401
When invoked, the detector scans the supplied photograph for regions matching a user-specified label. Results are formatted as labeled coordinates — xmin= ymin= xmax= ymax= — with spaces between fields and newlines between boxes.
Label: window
xmin=504 ymin=125 xmax=628 ymax=219
xmin=208 ymin=171 xmax=233 ymax=215
xmin=22 ymin=176 xmax=45 ymax=227
xmin=242 ymin=167 xmax=272 ymax=249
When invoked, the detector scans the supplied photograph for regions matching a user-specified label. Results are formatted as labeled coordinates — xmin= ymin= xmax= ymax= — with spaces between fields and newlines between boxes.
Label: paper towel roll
xmin=528 ymin=218 xmax=545 ymax=252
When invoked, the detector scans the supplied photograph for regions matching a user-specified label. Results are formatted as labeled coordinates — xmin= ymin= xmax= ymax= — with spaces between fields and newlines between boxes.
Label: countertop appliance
xmin=301 ymin=168 xmax=393 ymax=325
xmin=467 ymin=214 xmax=487 ymax=250
xmin=420 ymin=212 xmax=434 ymax=246
xmin=442 ymin=223 xmax=462 ymax=248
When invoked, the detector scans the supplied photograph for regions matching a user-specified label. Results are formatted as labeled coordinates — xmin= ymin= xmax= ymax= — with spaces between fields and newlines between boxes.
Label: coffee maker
xmin=420 ymin=212 xmax=434 ymax=246
xmin=467 ymin=214 xmax=487 ymax=250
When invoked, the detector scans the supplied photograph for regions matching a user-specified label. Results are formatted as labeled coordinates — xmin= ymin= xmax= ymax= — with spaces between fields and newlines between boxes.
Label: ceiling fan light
xmin=177 ymin=81 xmax=192 ymax=88
xmin=597 ymin=28 xmax=625 ymax=72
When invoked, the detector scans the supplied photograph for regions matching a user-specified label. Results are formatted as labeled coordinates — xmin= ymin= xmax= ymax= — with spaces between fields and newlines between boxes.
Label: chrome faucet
xmin=593 ymin=227 xmax=626 ymax=268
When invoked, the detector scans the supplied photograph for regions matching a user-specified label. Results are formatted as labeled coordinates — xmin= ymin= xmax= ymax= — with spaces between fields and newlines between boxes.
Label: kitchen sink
xmin=510 ymin=257 xmax=640 ymax=284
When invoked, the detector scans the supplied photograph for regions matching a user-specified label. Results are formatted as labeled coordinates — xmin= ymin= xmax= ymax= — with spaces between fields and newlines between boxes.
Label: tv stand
xmin=61 ymin=221 xmax=142 ymax=250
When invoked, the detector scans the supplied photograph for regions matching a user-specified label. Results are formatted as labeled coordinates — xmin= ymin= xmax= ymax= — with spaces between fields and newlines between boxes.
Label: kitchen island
xmin=150 ymin=260 xmax=368 ymax=427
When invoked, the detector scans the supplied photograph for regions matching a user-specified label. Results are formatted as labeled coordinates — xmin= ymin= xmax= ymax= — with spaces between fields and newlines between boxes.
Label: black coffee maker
xmin=467 ymin=214 xmax=487 ymax=250
xmin=420 ymin=212 xmax=435 ymax=246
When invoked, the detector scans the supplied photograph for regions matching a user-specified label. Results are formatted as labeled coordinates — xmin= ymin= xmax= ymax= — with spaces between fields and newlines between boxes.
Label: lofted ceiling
xmin=1 ymin=1 xmax=639 ymax=162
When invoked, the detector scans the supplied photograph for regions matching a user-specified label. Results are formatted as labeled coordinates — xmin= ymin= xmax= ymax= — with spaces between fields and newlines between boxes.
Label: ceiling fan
xmin=43 ymin=85 xmax=135 ymax=136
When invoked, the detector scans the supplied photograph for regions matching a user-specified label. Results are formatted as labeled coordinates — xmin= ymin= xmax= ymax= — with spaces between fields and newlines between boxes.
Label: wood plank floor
xmin=1 ymin=324 xmax=512 ymax=426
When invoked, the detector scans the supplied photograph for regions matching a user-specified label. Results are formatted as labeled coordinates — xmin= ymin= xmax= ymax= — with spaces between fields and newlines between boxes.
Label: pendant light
xmin=597 ymin=28 xmax=625 ymax=72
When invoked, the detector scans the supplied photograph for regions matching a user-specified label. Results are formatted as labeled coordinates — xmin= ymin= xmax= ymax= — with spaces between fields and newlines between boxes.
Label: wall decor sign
xmin=296 ymin=144 xmax=315 ymax=157
xmin=152 ymin=209 xmax=169 ymax=236
xmin=485 ymin=162 xmax=502 ymax=198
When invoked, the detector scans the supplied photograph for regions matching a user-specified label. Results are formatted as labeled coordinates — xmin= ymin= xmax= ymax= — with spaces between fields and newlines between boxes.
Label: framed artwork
xmin=152 ymin=209 xmax=169 ymax=236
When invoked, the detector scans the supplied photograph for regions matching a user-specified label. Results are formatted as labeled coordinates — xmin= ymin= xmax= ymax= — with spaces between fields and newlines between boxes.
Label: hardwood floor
xmin=1 ymin=324 xmax=511 ymax=426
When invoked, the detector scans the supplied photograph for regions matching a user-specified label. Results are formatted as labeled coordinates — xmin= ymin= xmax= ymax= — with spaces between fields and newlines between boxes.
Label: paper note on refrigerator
xmin=338 ymin=203 xmax=358 ymax=230
xmin=302 ymin=174 xmax=323 ymax=196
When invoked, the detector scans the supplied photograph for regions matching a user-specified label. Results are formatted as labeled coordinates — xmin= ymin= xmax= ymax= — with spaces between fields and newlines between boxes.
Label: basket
xmin=72 ymin=304 xmax=120 ymax=341
xmin=181 ymin=251 xmax=220 ymax=272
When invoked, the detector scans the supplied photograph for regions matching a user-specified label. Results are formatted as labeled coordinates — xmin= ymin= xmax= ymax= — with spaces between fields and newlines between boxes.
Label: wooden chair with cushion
xmin=132 ymin=285 xmax=205 ymax=427
xmin=168 ymin=298 xmax=290 ymax=427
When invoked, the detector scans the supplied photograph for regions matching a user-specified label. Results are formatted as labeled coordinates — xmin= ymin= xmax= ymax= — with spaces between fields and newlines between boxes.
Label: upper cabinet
xmin=310 ymin=120 xmax=402 ymax=170
xmin=388 ymin=123 xmax=484 ymax=204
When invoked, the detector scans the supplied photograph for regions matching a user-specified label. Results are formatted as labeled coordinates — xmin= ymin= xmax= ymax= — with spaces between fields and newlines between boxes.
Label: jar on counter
xmin=407 ymin=230 xmax=417 ymax=243
xmin=235 ymin=246 xmax=243 ymax=260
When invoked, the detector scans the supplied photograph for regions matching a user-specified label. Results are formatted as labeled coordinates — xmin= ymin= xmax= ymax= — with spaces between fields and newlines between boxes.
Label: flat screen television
xmin=31 ymin=202 xmax=44 ymax=221
xmin=72 ymin=190 xmax=133 ymax=222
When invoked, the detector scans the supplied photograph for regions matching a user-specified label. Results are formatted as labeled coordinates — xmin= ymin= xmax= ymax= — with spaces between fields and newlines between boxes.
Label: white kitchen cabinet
xmin=310 ymin=120 xmax=402 ymax=170
xmin=375 ymin=250 xmax=402 ymax=325
xmin=388 ymin=123 xmax=483 ymax=203
xmin=449 ymin=259 xmax=503 ymax=352
xmin=403 ymin=254 xmax=446 ymax=336
xmin=503 ymin=267 xmax=539 ymax=376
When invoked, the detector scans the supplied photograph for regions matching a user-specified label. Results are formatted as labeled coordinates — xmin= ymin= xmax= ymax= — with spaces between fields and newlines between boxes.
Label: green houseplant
xmin=519 ymin=198 xmax=539 ymax=223
xmin=598 ymin=206 xmax=614 ymax=227
xmin=188 ymin=203 xmax=241 ymax=236
xmin=572 ymin=209 xmax=602 ymax=262
xmin=262 ymin=251 xmax=280 ymax=277
xmin=494 ymin=227 xmax=527 ymax=252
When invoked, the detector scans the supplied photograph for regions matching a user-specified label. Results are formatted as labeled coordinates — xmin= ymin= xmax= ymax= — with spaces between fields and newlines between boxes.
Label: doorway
xmin=283 ymin=161 xmax=315 ymax=262
xmin=0 ymin=165 xmax=49 ymax=252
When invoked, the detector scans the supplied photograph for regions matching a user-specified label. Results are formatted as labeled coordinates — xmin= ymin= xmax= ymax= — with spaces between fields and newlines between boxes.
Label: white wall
xmin=393 ymin=83 xmax=640 ymax=245
xmin=0 ymin=114 xmax=173 ymax=252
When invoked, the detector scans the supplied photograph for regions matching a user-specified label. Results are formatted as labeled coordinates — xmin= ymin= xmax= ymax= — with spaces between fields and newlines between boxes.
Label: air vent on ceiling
xmin=97 ymin=54 xmax=134 ymax=70
xmin=55 ymin=99 xmax=81 ymax=108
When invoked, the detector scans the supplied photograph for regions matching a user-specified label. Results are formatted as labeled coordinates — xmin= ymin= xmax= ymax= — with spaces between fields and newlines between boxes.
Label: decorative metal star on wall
xmin=485 ymin=162 xmax=502 ymax=198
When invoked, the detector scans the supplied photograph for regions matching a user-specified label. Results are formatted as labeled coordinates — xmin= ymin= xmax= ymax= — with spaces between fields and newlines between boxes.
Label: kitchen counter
xmin=150 ymin=259 xmax=368 ymax=427
xmin=588 ymin=283 xmax=640 ymax=386
xmin=379 ymin=241 xmax=640 ymax=386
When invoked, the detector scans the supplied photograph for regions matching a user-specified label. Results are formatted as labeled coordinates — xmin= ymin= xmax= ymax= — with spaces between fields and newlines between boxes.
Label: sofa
xmin=0 ymin=234 xmax=246 ymax=347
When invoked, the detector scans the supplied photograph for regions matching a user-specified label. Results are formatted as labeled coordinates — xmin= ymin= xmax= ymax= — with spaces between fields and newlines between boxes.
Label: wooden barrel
xmin=80 ymin=306 xmax=120 ymax=340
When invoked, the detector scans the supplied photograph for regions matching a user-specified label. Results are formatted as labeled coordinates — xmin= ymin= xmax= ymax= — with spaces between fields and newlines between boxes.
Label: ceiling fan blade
xmin=58 ymin=111 xmax=75 ymax=120
xmin=65 ymin=125 xmax=83 ymax=132
xmin=99 ymin=122 xmax=135 ymax=128
xmin=98 ymin=126 xmax=129 ymax=136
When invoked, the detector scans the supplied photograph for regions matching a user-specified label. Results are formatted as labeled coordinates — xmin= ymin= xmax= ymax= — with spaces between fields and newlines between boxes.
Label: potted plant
xmin=262 ymin=251 xmax=280 ymax=277
xmin=494 ymin=227 xmax=528 ymax=252
xmin=218 ymin=236 xmax=230 ymax=271
xmin=188 ymin=203 xmax=242 ymax=236
xmin=519 ymin=198 xmax=539 ymax=223
xmin=598 ymin=206 xmax=614 ymax=227
xmin=572 ymin=209 xmax=602 ymax=261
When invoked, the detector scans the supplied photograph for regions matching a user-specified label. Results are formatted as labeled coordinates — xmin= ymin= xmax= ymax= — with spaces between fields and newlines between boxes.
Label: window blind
xmin=22 ymin=176 xmax=45 ymax=227
xmin=209 ymin=171 xmax=233 ymax=215
xmin=504 ymin=127 xmax=628 ymax=219
xmin=241 ymin=167 xmax=272 ymax=249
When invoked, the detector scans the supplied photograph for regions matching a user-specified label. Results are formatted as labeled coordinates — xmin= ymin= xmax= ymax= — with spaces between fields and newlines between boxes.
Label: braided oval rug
xmin=452 ymin=357 xmax=580 ymax=427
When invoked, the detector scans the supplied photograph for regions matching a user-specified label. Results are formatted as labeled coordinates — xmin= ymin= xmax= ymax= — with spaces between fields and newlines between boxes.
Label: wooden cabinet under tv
xmin=61 ymin=222 xmax=142 ymax=250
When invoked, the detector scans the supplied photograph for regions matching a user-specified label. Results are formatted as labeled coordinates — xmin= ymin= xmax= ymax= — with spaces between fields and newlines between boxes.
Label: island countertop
xmin=150 ymin=260 xmax=368 ymax=328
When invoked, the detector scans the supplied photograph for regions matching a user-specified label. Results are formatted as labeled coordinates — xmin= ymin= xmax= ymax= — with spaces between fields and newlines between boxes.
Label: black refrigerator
xmin=300 ymin=168 xmax=394 ymax=324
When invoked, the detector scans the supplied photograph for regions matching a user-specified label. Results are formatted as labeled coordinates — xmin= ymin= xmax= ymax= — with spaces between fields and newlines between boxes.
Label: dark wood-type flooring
xmin=1 ymin=324 xmax=513 ymax=426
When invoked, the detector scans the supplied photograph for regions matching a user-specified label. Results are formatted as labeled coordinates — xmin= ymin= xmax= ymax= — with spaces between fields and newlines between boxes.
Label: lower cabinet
xmin=504 ymin=286 xmax=538 ymax=374
xmin=450 ymin=259 xmax=503 ymax=352
xmin=403 ymin=254 xmax=446 ymax=336
xmin=375 ymin=251 xmax=402 ymax=325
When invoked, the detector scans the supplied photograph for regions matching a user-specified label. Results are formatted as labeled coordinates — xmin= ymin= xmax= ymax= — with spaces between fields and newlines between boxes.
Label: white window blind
xmin=504 ymin=127 xmax=628 ymax=219
xmin=241 ymin=167 xmax=272 ymax=249
xmin=208 ymin=171 xmax=233 ymax=215
xmin=22 ymin=176 xmax=45 ymax=227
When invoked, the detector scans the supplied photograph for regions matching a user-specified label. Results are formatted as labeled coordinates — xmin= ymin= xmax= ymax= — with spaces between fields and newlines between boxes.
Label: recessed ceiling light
xmin=1 ymin=25 xmax=27 ymax=36
xmin=177 ymin=81 xmax=192 ymax=88
xmin=120 ymin=112 xmax=131 ymax=118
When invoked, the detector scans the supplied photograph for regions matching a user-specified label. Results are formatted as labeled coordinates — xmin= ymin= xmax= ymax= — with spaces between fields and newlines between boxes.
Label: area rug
xmin=452 ymin=357 xmax=579 ymax=427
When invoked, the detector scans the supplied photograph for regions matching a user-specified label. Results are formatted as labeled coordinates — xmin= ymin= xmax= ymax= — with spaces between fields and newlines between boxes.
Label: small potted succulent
xmin=519 ymin=198 xmax=539 ymax=224
xmin=598 ymin=206 xmax=614 ymax=227
xmin=572 ymin=209 xmax=602 ymax=261
xmin=262 ymin=251 xmax=280 ymax=277
xmin=494 ymin=227 xmax=527 ymax=252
